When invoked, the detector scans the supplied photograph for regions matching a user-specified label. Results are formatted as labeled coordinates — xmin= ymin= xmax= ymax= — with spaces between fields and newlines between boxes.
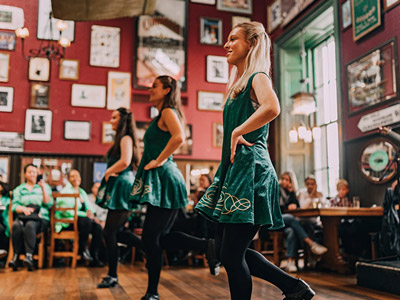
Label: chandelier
xmin=15 ymin=13 xmax=71 ymax=62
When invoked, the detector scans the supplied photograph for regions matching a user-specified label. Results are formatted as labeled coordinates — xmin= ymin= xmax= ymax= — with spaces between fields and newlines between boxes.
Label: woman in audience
xmin=57 ymin=169 xmax=104 ymax=267
xmin=96 ymin=107 xmax=142 ymax=288
xmin=195 ymin=22 xmax=315 ymax=300
xmin=279 ymin=171 xmax=327 ymax=273
xmin=0 ymin=181 xmax=10 ymax=262
xmin=9 ymin=164 xmax=53 ymax=271
xmin=87 ymin=182 xmax=107 ymax=229
xmin=130 ymin=75 xmax=219 ymax=300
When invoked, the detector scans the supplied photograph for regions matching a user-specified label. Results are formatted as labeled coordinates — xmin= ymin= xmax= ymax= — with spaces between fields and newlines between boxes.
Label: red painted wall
xmin=0 ymin=0 xmax=268 ymax=160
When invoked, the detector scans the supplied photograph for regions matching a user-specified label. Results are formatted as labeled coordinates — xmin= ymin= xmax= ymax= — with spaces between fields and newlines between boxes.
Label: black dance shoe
xmin=23 ymin=253 xmax=34 ymax=271
xmin=205 ymin=239 xmax=221 ymax=276
xmin=141 ymin=293 xmax=160 ymax=300
xmin=8 ymin=254 xmax=19 ymax=271
xmin=82 ymin=248 xmax=93 ymax=262
xmin=283 ymin=278 xmax=315 ymax=300
xmin=97 ymin=275 xmax=118 ymax=288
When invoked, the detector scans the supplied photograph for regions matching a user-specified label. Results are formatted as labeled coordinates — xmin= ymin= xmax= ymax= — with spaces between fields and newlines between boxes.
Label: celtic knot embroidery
xmin=131 ymin=178 xmax=143 ymax=196
xmin=198 ymin=182 xmax=218 ymax=209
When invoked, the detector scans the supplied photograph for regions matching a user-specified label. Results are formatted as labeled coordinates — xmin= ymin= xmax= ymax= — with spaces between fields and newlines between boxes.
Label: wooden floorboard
xmin=0 ymin=263 xmax=399 ymax=300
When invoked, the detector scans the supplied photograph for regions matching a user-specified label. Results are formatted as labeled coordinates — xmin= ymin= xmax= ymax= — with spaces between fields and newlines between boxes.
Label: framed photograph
xmin=71 ymin=84 xmax=106 ymax=108
xmin=0 ymin=31 xmax=16 ymax=50
xmin=0 ymin=155 xmax=10 ymax=183
xmin=198 ymin=91 xmax=224 ymax=111
xmin=0 ymin=86 xmax=13 ymax=112
xmin=0 ymin=5 xmax=24 ymax=30
xmin=267 ymin=0 xmax=282 ymax=33
xmin=232 ymin=16 xmax=251 ymax=29
xmin=64 ymin=120 xmax=91 ymax=141
xmin=102 ymin=122 xmax=115 ymax=144
xmin=212 ymin=122 xmax=223 ymax=148
xmin=384 ymin=0 xmax=400 ymax=11
xmin=341 ymin=0 xmax=352 ymax=30
xmin=200 ymin=17 xmax=223 ymax=46
xmin=24 ymin=109 xmax=52 ymax=141
xmin=90 ymin=25 xmax=120 ymax=68
xmin=191 ymin=0 xmax=215 ymax=4
xmin=28 ymin=57 xmax=50 ymax=82
xmin=0 ymin=52 xmax=9 ymax=82
xmin=30 ymin=83 xmax=50 ymax=109
xmin=217 ymin=0 xmax=252 ymax=14
xmin=59 ymin=59 xmax=79 ymax=80
xmin=107 ymin=71 xmax=131 ymax=110
xmin=347 ymin=39 xmax=399 ymax=115
xmin=351 ymin=0 xmax=381 ymax=41
xmin=206 ymin=55 xmax=229 ymax=83
xmin=135 ymin=0 xmax=188 ymax=90
xmin=37 ymin=0 xmax=75 ymax=41
xmin=281 ymin=0 xmax=316 ymax=27
xmin=0 ymin=131 xmax=24 ymax=152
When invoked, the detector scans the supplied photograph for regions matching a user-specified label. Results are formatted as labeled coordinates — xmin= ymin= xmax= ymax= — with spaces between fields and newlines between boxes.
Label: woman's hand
xmin=144 ymin=160 xmax=162 ymax=170
xmin=230 ymin=129 xmax=254 ymax=164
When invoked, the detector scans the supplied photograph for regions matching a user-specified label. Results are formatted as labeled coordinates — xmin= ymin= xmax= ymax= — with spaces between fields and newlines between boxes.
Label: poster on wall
xmin=90 ymin=25 xmax=120 ymax=68
xmin=351 ymin=0 xmax=381 ymax=41
xmin=107 ymin=71 xmax=131 ymax=110
xmin=0 ymin=131 xmax=24 ymax=152
xmin=0 ymin=5 xmax=24 ymax=30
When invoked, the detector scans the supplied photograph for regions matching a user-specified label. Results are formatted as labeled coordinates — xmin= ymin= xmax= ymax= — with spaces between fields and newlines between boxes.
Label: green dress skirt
xmin=196 ymin=72 xmax=284 ymax=229
xmin=130 ymin=110 xmax=188 ymax=209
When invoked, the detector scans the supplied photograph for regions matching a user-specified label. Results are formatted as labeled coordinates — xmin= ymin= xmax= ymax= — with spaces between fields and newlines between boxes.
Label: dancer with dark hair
xmin=130 ymin=76 xmax=219 ymax=300
xmin=96 ymin=107 xmax=142 ymax=288
xmin=195 ymin=22 xmax=315 ymax=300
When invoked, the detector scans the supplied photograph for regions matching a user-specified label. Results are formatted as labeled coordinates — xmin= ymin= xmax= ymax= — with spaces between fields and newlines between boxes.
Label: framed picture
xmin=347 ymin=39 xmax=399 ymax=115
xmin=176 ymin=124 xmax=192 ymax=155
xmin=0 ymin=52 xmax=9 ymax=82
xmin=191 ymin=0 xmax=215 ymax=4
xmin=384 ymin=0 xmax=400 ymax=11
xmin=0 ymin=131 xmax=24 ymax=152
xmin=30 ymin=83 xmax=50 ymax=109
xmin=206 ymin=55 xmax=229 ymax=83
xmin=351 ymin=0 xmax=381 ymax=41
xmin=341 ymin=0 xmax=352 ymax=30
xmin=59 ymin=59 xmax=79 ymax=80
xmin=28 ymin=57 xmax=50 ymax=82
xmin=135 ymin=0 xmax=188 ymax=90
xmin=37 ymin=0 xmax=75 ymax=41
xmin=217 ymin=0 xmax=252 ymax=14
xmin=0 ymin=31 xmax=16 ymax=50
xmin=0 ymin=5 xmax=24 ymax=30
xmin=71 ymin=84 xmax=106 ymax=108
xmin=200 ymin=17 xmax=223 ymax=46
xmin=0 ymin=86 xmax=13 ymax=112
xmin=0 ymin=155 xmax=10 ymax=183
xmin=281 ymin=0 xmax=316 ymax=27
xmin=24 ymin=109 xmax=52 ymax=141
xmin=232 ymin=16 xmax=251 ymax=28
xmin=102 ymin=122 xmax=115 ymax=144
xmin=64 ymin=120 xmax=91 ymax=141
xmin=212 ymin=122 xmax=223 ymax=148
xmin=267 ymin=0 xmax=282 ymax=33
xmin=107 ymin=71 xmax=131 ymax=110
xmin=197 ymin=91 xmax=224 ymax=111
xmin=90 ymin=25 xmax=120 ymax=68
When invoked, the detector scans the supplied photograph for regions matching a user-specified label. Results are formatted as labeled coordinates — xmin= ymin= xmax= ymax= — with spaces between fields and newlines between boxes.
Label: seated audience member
xmin=0 ymin=181 xmax=10 ymax=262
xmin=298 ymin=175 xmax=324 ymax=209
xmin=332 ymin=179 xmax=352 ymax=207
xmin=193 ymin=174 xmax=215 ymax=239
xmin=279 ymin=171 xmax=328 ymax=272
xmin=9 ymin=164 xmax=53 ymax=271
xmin=57 ymin=169 xmax=104 ymax=267
xmin=87 ymin=182 xmax=108 ymax=229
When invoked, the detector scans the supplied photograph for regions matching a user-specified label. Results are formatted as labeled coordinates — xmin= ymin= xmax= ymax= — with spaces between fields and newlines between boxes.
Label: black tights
xmin=216 ymin=223 xmax=298 ymax=300
xmin=142 ymin=204 xmax=209 ymax=295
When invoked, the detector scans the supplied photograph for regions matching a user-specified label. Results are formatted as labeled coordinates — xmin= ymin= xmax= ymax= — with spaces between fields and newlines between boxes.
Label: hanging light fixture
xmin=289 ymin=127 xmax=299 ymax=143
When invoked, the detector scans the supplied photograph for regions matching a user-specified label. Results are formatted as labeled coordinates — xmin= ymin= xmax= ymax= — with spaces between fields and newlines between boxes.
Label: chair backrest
xmin=8 ymin=191 xmax=13 ymax=229
xmin=51 ymin=193 xmax=80 ymax=233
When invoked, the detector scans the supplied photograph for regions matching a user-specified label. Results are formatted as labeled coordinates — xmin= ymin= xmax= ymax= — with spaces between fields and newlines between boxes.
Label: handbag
xmin=16 ymin=204 xmax=41 ymax=221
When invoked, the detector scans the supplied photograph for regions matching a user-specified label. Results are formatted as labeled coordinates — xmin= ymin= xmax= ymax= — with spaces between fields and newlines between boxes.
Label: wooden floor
xmin=1 ymin=263 xmax=399 ymax=300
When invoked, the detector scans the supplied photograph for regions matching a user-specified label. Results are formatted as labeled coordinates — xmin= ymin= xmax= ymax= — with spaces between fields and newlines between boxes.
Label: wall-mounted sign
xmin=357 ymin=104 xmax=400 ymax=133
xmin=351 ymin=0 xmax=381 ymax=41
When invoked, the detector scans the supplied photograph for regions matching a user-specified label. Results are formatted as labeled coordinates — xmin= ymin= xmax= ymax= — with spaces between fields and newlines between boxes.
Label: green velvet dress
xmin=196 ymin=72 xmax=284 ymax=229
xmin=130 ymin=110 xmax=188 ymax=209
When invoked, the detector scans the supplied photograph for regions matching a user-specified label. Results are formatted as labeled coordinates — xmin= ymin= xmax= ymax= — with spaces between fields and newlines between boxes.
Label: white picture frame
xmin=64 ymin=120 xmax=91 ymax=141
xmin=0 ymin=131 xmax=24 ymax=152
xmin=217 ymin=0 xmax=252 ymax=14
xmin=232 ymin=16 xmax=251 ymax=29
xmin=341 ymin=0 xmax=352 ymax=30
xmin=90 ymin=25 xmax=120 ymax=68
xmin=267 ymin=0 xmax=282 ymax=33
xmin=102 ymin=122 xmax=115 ymax=144
xmin=0 ymin=155 xmax=10 ymax=183
xmin=28 ymin=57 xmax=50 ymax=82
xmin=0 ymin=52 xmax=10 ymax=82
xmin=37 ymin=0 xmax=75 ymax=41
xmin=59 ymin=59 xmax=79 ymax=80
xmin=197 ymin=91 xmax=225 ymax=111
xmin=71 ymin=84 xmax=106 ymax=108
xmin=206 ymin=55 xmax=229 ymax=84
xmin=0 ymin=86 xmax=13 ymax=112
xmin=0 ymin=5 xmax=24 ymax=30
xmin=24 ymin=109 xmax=52 ymax=141
xmin=107 ymin=71 xmax=131 ymax=110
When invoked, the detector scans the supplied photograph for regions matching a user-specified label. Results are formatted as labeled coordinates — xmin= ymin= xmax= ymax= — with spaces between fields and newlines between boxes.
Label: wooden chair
xmin=6 ymin=192 xmax=46 ymax=269
xmin=48 ymin=193 xmax=80 ymax=268
xmin=259 ymin=231 xmax=286 ymax=266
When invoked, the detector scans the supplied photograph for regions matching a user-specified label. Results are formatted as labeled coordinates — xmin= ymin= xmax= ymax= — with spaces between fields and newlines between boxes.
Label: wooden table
xmin=288 ymin=207 xmax=383 ymax=273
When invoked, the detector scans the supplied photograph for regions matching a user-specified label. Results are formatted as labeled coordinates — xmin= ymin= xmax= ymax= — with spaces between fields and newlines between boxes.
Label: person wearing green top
xmin=130 ymin=76 xmax=219 ymax=300
xmin=8 ymin=164 xmax=53 ymax=271
xmin=195 ymin=22 xmax=315 ymax=300
xmin=57 ymin=169 xmax=103 ymax=267
xmin=0 ymin=181 xmax=10 ymax=262
xmin=96 ymin=107 xmax=142 ymax=289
